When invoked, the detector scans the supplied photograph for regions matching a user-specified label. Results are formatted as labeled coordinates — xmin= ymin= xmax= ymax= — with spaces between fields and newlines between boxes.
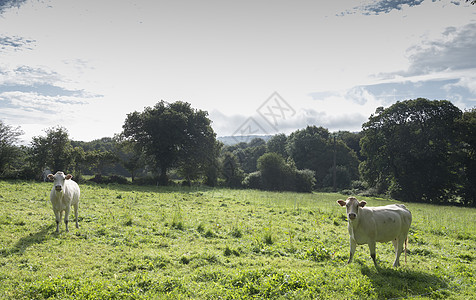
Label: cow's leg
xmin=64 ymin=206 xmax=70 ymax=232
xmin=73 ymin=203 xmax=79 ymax=229
xmin=348 ymin=238 xmax=356 ymax=263
xmin=393 ymin=238 xmax=404 ymax=267
xmin=368 ymin=240 xmax=377 ymax=266
xmin=54 ymin=210 xmax=61 ymax=233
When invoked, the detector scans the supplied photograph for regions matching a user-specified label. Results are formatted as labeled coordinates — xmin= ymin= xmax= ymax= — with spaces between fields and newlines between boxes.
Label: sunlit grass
xmin=0 ymin=180 xmax=475 ymax=299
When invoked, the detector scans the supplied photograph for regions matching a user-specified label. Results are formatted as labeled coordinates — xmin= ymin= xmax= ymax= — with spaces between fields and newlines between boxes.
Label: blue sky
xmin=0 ymin=0 xmax=475 ymax=143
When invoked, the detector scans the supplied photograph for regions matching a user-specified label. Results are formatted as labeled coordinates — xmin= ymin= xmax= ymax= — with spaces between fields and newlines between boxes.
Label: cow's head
xmin=47 ymin=171 xmax=73 ymax=192
xmin=337 ymin=197 xmax=366 ymax=221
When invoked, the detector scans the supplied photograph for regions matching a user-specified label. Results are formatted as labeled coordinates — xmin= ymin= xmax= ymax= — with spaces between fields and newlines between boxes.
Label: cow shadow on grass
xmin=360 ymin=264 xmax=449 ymax=299
xmin=0 ymin=224 xmax=55 ymax=257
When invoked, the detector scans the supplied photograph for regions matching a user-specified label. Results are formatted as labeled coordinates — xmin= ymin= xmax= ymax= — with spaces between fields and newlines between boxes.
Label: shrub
xmin=108 ymin=175 xmax=129 ymax=184
xmin=242 ymin=171 xmax=262 ymax=189
xmin=257 ymin=153 xmax=292 ymax=191
xmin=294 ymin=169 xmax=315 ymax=193
xmin=246 ymin=153 xmax=316 ymax=192
xmin=89 ymin=174 xmax=129 ymax=185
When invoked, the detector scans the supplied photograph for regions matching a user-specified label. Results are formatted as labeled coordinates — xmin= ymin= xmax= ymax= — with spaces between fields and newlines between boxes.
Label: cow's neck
xmin=54 ymin=191 xmax=65 ymax=201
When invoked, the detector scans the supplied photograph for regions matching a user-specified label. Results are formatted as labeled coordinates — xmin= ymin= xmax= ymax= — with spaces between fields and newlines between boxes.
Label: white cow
xmin=48 ymin=171 xmax=80 ymax=233
xmin=337 ymin=197 xmax=412 ymax=267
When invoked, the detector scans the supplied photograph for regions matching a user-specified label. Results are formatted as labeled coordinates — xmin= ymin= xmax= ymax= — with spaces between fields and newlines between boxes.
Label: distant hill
xmin=218 ymin=135 xmax=273 ymax=146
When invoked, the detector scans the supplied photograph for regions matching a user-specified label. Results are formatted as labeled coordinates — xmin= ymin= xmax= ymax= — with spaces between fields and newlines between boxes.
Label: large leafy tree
xmin=30 ymin=126 xmax=75 ymax=174
xmin=122 ymin=101 xmax=217 ymax=185
xmin=360 ymin=98 xmax=462 ymax=203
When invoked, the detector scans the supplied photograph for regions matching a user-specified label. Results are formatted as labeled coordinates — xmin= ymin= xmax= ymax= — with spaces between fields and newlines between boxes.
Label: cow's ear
xmin=337 ymin=200 xmax=346 ymax=207
xmin=358 ymin=201 xmax=367 ymax=207
xmin=65 ymin=174 xmax=73 ymax=180
xmin=47 ymin=174 xmax=54 ymax=180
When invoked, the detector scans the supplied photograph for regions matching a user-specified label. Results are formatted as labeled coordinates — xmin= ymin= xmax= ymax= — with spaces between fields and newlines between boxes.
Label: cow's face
xmin=337 ymin=197 xmax=366 ymax=221
xmin=47 ymin=171 xmax=73 ymax=192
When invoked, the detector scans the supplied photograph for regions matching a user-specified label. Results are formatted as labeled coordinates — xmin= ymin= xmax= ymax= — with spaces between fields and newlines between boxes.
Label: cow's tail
xmin=404 ymin=236 xmax=408 ymax=264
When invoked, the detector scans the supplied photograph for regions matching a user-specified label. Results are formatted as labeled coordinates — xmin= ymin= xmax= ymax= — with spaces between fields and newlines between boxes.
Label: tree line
xmin=0 ymin=98 xmax=475 ymax=206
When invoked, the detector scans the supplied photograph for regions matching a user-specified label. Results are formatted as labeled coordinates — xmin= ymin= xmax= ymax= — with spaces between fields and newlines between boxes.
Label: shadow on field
xmin=360 ymin=265 xmax=448 ymax=299
xmin=1 ymin=224 xmax=55 ymax=257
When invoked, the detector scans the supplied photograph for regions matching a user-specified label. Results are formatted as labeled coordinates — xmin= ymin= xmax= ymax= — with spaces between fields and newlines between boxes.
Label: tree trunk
xmin=159 ymin=168 xmax=168 ymax=186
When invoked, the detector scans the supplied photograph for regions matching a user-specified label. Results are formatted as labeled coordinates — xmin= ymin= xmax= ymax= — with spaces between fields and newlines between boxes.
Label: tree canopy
xmin=360 ymin=98 xmax=462 ymax=203
xmin=121 ymin=101 xmax=217 ymax=185
xmin=30 ymin=126 xmax=75 ymax=174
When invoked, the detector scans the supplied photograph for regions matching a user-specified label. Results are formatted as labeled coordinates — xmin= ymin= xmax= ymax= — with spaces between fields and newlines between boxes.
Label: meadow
xmin=0 ymin=180 xmax=475 ymax=299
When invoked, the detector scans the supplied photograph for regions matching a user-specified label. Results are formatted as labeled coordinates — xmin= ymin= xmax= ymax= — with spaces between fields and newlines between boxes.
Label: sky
xmin=0 ymin=0 xmax=475 ymax=144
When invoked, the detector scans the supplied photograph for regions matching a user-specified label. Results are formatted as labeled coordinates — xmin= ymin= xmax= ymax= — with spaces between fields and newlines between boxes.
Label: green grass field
xmin=0 ymin=180 xmax=475 ymax=299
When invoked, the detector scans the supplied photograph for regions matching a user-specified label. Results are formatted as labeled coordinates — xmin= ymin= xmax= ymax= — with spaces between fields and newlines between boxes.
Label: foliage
xmin=266 ymin=133 xmax=288 ymax=159
xmin=0 ymin=181 xmax=475 ymax=299
xmin=287 ymin=126 xmax=359 ymax=189
xmin=257 ymin=152 xmax=293 ymax=191
xmin=121 ymin=101 xmax=217 ymax=185
xmin=458 ymin=108 xmax=476 ymax=206
xmin=84 ymin=150 xmax=118 ymax=176
xmin=294 ymin=168 xmax=316 ymax=193
xmin=0 ymin=120 xmax=24 ymax=178
xmin=221 ymin=151 xmax=245 ymax=188
xmin=29 ymin=126 xmax=76 ymax=175
xmin=73 ymin=137 xmax=131 ymax=177
xmin=112 ymin=138 xmax=147 ymax=182
xmin=242 ymin=171 xmax=261 ymax=189
xmin=338 ymin=131 xmax=364 ymax=161
xmin=231 ymin=138 xmax=267 ymax=173
xmin=360 ymin=98 xmax=463 ymax=203
xmin=243 ymin=153 xmax=316 ymax=192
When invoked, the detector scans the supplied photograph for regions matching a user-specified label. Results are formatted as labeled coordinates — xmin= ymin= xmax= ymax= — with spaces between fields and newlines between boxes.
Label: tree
xmin=30 ymin=126 xmax=75 ymax=174
xmin=287 ymin=126 xmax=359 ymax=189
xmin=257 ymin=152 xmax=293 ymax=191
xmin=266 ymin=133 xmax=288 ymax=158
xmin=360 ymin=98 xmax=462 ymax=203
xmin=244 ymin=152 xmax=315 ymax=192
xmin=287 ymin=126 xmax=330 ymax=187
xmin=233 ymin=139 xmax=267 ymax=174
xmin=176 ymin=108 xmax=220 ymax=185
xmin=114 ymin=138 xmax=146 ymax=182
xmin=0 ymin=120 xmax=23 ymax=177
xmin=458 ymin=108 xmax=476 ymax=206
xmin=122 ymin=101 xmax=217 ymax=185
xmin=85 ymin=150 xmax=118 ymax=176
xmin=338 ymin=131 xmax=364 ymax=161
xmin=221 ymin=151 xmax=245 ymax=188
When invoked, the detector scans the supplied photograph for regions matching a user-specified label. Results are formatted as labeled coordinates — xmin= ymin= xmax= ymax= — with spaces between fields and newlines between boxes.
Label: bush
xmin=323 ymin=166 xmax=352 ymax=190
xmin=108 ymin=175 xmax=129 ymax=184
xmin=257 ymin=153 xmax=292 ymax=191
xmin=294 ymin=169 xmax=316 ymax=193
xmin=88 ymin=174 xmax=129 ymax=184
xmin=132 ymin=176 xmax=160 ymax=186
xmin=246 ymin=153 xmax=315 ymax=192
xmin=242 ymin=171 xmax=262 ymax=189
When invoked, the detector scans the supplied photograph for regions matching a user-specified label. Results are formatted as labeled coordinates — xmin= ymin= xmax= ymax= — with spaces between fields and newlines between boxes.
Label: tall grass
xmin=0 ymin=180 xmax=475 ymax=299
